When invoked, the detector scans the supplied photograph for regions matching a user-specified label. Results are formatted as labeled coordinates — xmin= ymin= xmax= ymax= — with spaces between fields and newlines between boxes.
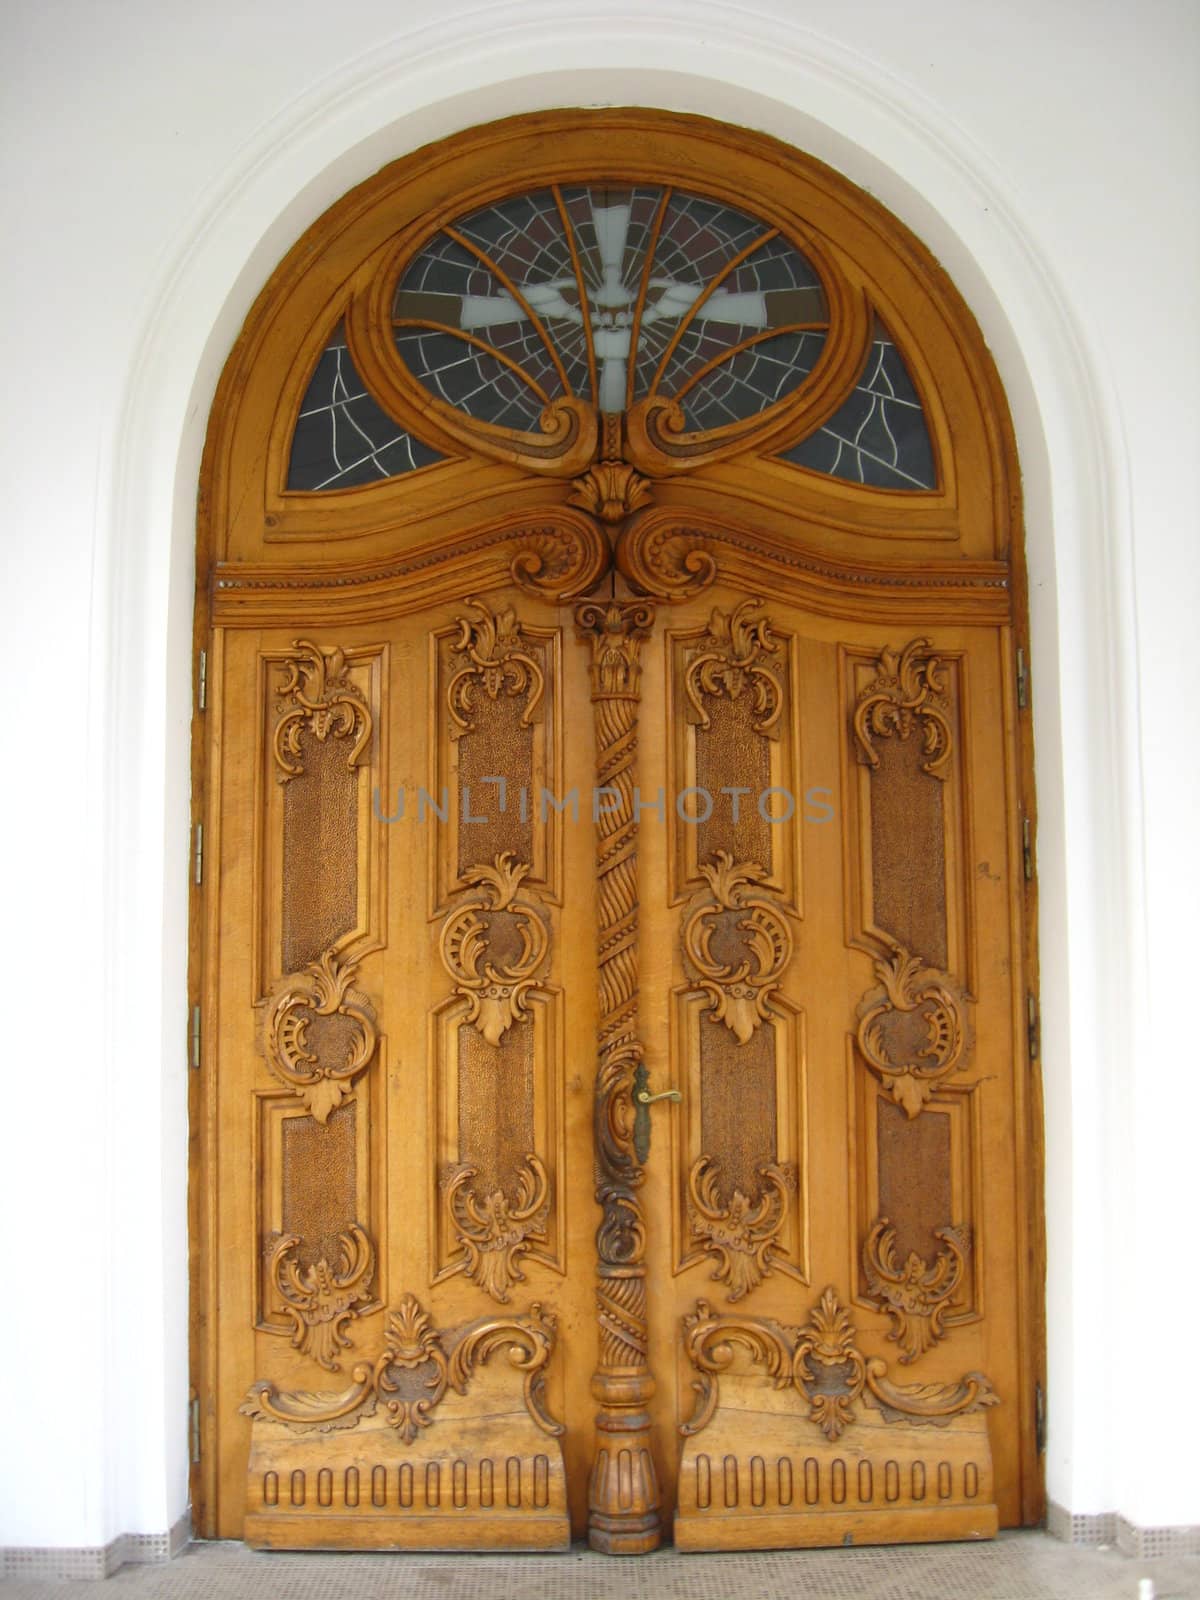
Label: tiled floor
xmin=3 ymin=1534 xmax=1199 ymax=1599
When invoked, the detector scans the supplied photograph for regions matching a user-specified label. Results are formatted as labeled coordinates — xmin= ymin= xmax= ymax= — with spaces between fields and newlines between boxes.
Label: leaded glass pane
xmin=392 ymin=186 xmax=827 ymax=426
xmin=288 ymin=324 xmax=444 ymax=490
xmin=781 ymin=322 xmax=936 ymax=490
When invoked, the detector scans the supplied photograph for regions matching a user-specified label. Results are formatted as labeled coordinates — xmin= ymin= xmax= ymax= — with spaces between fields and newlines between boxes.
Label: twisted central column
xmin=574 ymin=597 xmax=662 ymax=1555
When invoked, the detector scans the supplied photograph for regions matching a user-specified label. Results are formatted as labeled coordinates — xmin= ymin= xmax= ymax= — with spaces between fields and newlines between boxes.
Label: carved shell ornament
xmin=682 ymin=853 xmax=793 ymax=1045
xmin=444 ymin=1154 xmax=551 ymax=1305
xmin=856 ymin=942 xmax=969 ymax=1117
xmin=241 ymin=1293 xmax=563 ymax=1442
xmin=439 ymin=854 xmax=551 ymax=1047
xmin=263 ymin=949 xmax=378 ymax=1124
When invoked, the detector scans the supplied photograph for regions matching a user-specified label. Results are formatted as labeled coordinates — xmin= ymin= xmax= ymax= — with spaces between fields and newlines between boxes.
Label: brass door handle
xmin=632 ymin=1063 xmax=680 ymax=1163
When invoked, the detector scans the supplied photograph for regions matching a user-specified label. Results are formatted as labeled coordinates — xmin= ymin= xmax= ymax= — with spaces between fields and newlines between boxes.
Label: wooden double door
xmin=200 ymin=556 xmax=1037 ymax=1551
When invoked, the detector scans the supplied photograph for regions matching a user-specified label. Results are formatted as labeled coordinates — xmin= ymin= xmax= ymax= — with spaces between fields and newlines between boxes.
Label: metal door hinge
xmin=193 ymin=822 xmax=204 ymax=886
xmin=1016 ymin=647 xmax=1029 ymax=710
xmin=190 ymin=1394 xmax=201 ymax=1464
xmin=1035 ymin=1380 xmax=1046 ymax=1454
xmin=197 ymin=649 xmax=207 ymax=712
xmin=1022 ymin=816 xmax=1034 ymax=882
xmin=190 ymin=1005 xmax=201 ymax=1071
xmin=1027 ymin=993 xmax=1039 ymax=1062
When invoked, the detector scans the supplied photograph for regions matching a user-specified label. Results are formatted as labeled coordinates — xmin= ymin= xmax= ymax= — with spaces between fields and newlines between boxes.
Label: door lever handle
xmin=636 ymin=1087 xmax=682 ymax=1106
xmin=632 ymin=1062 xmax=680 ymax=1163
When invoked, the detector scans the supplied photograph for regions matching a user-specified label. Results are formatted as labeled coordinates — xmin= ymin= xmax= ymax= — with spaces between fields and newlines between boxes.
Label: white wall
xmin=1 ymin=0 xmax=1195 ymax=1548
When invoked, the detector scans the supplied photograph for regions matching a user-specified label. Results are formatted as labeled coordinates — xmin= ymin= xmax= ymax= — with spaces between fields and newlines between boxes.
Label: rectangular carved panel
xmin=667 ymin=602 xmax=799 ymax=909
xmin=427 ymin=603 xmax=565 ymax=1304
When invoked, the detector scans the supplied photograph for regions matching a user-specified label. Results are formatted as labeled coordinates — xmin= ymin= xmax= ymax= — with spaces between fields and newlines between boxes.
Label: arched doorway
xmin=191 ymin=110 xmax=1042 ymax=1552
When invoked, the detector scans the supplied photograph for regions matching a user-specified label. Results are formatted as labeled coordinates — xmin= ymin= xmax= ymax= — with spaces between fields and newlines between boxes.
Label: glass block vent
xmin=288 ymin=324 xmax=444 ymax=490
xmin=781 ymin=321 xmax=937 ymax=490
xmin=393 ymin=186 xmax=828 ymax=432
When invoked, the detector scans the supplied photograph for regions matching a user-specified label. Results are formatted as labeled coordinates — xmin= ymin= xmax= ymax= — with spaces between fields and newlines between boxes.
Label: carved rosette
xmin=273 ymin=640 xmax=373 ymax=780
xmin=446 ymin=600 xmax=545 ymax=738
xmin=863 ymin=1218 xmax=970 ymax=1364
xmin=682 ymin=853 xmax=793 ymax=1045
xmin=574 ymin=598 xmax=663 ymax=1554
xmin=444 ymin=1154 xmax=550 ymax=1304
xmin=263 ymin=950 xmax=378 ymax=1124
xmin=856 ymin=943 xmax=969 ymax=1117
xmin=241 ymin=1293 xmax=563 ymax=1443
xmin=267 ymin=1224 xmax=375 ymax=1371
xmin=440 ymin=854 xmax=551 ymax=1047
xmin=685 ymin=599 xmax=783 ymax=737
xmin=681 ymin=1286 xmax=998 ymax=1442
xmin=687 ymin=1157 xmax=796 ymax=1302
xmin=854 ymin=637 xmax=954 ymax=780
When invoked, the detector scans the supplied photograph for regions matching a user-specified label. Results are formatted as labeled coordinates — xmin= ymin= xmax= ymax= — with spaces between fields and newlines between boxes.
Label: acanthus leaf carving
xmin=568 ymin=460 xmax=653 ymax=524
xmin=685 ymin=598 xmax=783 ymax=737
xmin=273 ymin=639 xmax=373 ymax=781
xmin=439 ymin=853 xmax=550 ymax=1047
xmin=240 ymin=1294 xmax=563 ymax=1441
xmin=686 ymin=1156 xmax=796 ymax=1302
xmin=855 ymin=941 xmax=968 ymax=1117
xmin=444 ymin=1152 xmax=550 ymax=1305
xmin=682 ymin=852 xmax=793 ymax=1045
xmin=863 ymin=1217 xmax=970 ymax=1364
xmin=446 ymin=599 xmax=545 ymax=738
xmin=854 ymin=636 xmax=954 ymax=780
xmin=267 ymin=1223 xmax=376 ymax=1372
xmin=681 ymin=1286 xmax=998 ymax=1442
xmin=263 ymin=949 xmax=378 ymax=1124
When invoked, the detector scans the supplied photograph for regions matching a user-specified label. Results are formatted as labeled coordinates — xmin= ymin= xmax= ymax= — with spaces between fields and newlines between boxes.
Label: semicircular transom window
xmin=286 ymin=177 xmax=939 ymax=494
xmin=393 ymin=187 xmax=828 ymax=430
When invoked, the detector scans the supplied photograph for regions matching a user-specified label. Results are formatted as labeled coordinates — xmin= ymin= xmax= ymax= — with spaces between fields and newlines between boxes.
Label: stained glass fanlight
xmin=287 ymin=182 xmax=936 ymax=493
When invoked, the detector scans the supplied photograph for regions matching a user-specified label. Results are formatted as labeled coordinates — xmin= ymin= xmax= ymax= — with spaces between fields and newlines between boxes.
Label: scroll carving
xmin=856 ymin=942 xmax=968 ymax=1117
xmin=447 ymin=600 xmax=545 ymax=738
xmin=685 ymin=600 xmax=783 ymax=737
xmin=439 ymin=854 xmax=550 ymax=1047
xmin=616 ymin=510 xmax=717 ymax=599
xmin=574 ymin=597 xmax=663 ymax=1554
xmin=854 ymin=637 xmax=953 ymax=780
xmin=264 ymin=950 xmax=378 ymax=1124
xmin=687 ymin=1156 xmax=796 ymax=1301
xmin=267 ymin=1224 xmax=375 ymax=1372
xmin=444 ymin=1154 xmax=550 ymax=1305
xmin=863 ymin=1218 xmax=969 ymax=1364
xmin=240 ymin=1293 xmax=563 ymax=1443
xmin=681 ymin=1287 xmax=998 ymax=1442
xmin=682 ymin=853 xmax=793 ymax=1045
xmin=508 ymin=515 xmax=609 ymax=601
xmin=273 ymin=640 xmax=373 ymax=780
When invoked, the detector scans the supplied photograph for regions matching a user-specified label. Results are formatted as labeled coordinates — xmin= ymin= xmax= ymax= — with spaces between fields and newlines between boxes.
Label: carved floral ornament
xmin=266 ymin=1224 xmax=375 ymax=1372
xmin=241 ymin=1293 xmax=563 ymax=1444
xmin=854 ymin=637 xmax=954 ymax=781
xmin=687 ymin=1156 xmax=796 ymax=1302
xmin=439 ymin=854 xmax=551 ymax=1047
xmin=447 ymin=600 xmax=544 ymax=738
xmin=263 ymin=949 xmax=378 ymax=1124
xmin=273 ymin=640 xmax=373 ymax=781
xmin=685 ymin=599 xmax=783 ymax=737
xmin=444 ymin=1154 xmax=550 ymax=1305
xmin=863 ymin=1218 xmax=970 ymax=1365
xmin=682 ymin=853 xmax=793 ymax=1046
xmin=856 ymin=942 xmax=969 ymax=1118
xmin=681 ymin=1286 xmax=997 ymax=1443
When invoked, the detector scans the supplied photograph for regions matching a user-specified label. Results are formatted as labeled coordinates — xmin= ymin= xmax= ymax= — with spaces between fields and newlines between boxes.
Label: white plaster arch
xmin=99 ymin=4 xmax=1143 ymax=1537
